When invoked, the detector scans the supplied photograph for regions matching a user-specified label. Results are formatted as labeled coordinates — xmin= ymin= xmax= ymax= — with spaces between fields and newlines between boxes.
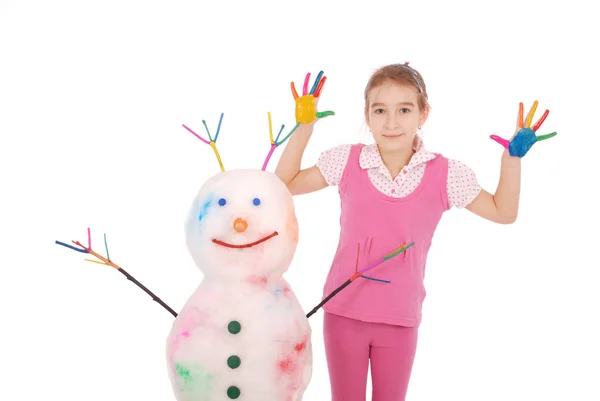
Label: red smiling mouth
xmin=212 ymin=231 xmax=279 ymax=248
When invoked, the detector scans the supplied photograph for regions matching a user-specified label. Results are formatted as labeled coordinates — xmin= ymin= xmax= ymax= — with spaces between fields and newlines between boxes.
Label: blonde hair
xmin=364 ymin=62 xmax=429 ymax=114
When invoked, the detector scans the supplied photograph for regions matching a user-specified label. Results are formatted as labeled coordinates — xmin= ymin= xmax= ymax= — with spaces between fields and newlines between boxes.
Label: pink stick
xmin=87 ymin=227 xmax=91 ymax=249
xmin=182 ymin=124 xmax=210 ymax=144
xmin=262 ymin=144 xmax=277 ymax=171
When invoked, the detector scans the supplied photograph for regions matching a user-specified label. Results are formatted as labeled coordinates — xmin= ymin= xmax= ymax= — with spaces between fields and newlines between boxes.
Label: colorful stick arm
xmin=490 ymin=101 xmax=557 ymax=157
xmin=291 ymin=70 xmax=335 ymax=124
xmin=55 ymin=228 xmax=178 ymax=318
xmin=261 ymin=112 xmax=301 ymax=171
xmin=305 ymin=241 xmax=414 ymax=318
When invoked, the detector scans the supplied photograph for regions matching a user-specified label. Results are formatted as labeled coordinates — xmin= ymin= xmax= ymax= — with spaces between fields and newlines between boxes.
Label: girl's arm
xmin=274 ymin=122 xmax=328 ymax=196
xmin=465 ymin=149 xmax=521 ymax=224
xmin=468 ymin=100 xmax=556 ymax=224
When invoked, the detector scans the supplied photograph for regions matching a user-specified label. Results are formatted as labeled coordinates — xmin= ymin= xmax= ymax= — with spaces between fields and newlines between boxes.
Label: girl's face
xmin=365 ymin=81 xmax=428 ymax=153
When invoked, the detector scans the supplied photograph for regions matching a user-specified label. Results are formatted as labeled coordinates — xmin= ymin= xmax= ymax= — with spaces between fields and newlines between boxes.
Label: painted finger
xmin=490 ymin=134 xmax=509 ymax=149
xmin=316 ymin=110 xmax=335 ymax=119
xmin=291 ymin=82 xmax=299 ymax=100
xmin=309 ymin=71 xmax=324 ymax=95
xmin=524 ymin=100 xmax=539 ymax=128
xmin=531 ymin=109 xmax=549 ymax=132
xmin=517 ymin=102 xmax=524 ymax=129
xmin=536 ymin=132 xmax=557 ymax=142
xmin=314 ymin=76 xmax=327 ymax=97
xmin=302 ymin=72 xmax=311 ymax=95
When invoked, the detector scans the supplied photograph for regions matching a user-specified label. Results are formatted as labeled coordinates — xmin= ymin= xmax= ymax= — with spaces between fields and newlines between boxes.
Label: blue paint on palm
xmin=509 ymin=128 xmax=537 ymax=157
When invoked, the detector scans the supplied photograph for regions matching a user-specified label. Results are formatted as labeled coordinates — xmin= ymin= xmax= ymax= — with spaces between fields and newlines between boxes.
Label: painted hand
xmin=291 ymin=71 xmax=335 ymax=124
xmin=490 ymin=101 xmax=557 ymax=157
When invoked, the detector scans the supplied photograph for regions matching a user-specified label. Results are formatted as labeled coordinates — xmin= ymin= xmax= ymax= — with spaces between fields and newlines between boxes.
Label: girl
xmin=275 ymin=63 xmax=522 ymax=401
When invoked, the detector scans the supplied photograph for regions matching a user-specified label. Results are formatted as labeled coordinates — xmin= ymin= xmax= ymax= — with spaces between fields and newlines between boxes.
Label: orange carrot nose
xmin=233 ymin=218 xmax=248 ymax=233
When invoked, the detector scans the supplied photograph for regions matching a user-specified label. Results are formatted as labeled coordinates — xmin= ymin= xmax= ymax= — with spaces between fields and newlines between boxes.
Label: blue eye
xmin=253 ymin=198 xmax=261 ymax=206
xmin=218 ymin=198 xmax=226 ymax=206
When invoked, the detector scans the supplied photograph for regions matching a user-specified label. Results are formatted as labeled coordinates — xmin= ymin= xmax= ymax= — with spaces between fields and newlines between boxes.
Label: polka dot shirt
xmin=316 ymin=136 xmax=482 ymax=208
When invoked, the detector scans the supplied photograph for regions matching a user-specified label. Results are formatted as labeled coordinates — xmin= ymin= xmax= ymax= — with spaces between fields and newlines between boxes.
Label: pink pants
xmin=323 ymin=312 xmax=419 ymax=401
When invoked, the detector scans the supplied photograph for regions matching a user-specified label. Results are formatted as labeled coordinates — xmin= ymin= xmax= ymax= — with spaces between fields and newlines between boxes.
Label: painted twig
xmin=306 ymin=242 xmax=414 ymax=318
xmin=56 ymin=228 xmax=178 ymax=317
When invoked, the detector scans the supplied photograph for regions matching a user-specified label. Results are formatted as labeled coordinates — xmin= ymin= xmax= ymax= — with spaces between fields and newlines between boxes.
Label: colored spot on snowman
xmin=285 ymin=209 xmax=299 ymax=241
xmin=176 ymin=363 xmax=193 ymax=385
xmin=175 ymin=363 xmax=214 ymax=395
xmin=198 ymin=196 xmax=213 ymax=221
xmin=268 ymin=282 xmax=290 ymax=298
xmin=277 ymin=355 xmax=297 ymax=374
xmin=247 ymin=275 xmax=268 ymax=288
xmin=294 ymin=340 xmax=306 ymax=353
xmin=176 ymin=307 xmax=205 ymax=341
xmin=263 ymin=283 xmax=294 ymax=312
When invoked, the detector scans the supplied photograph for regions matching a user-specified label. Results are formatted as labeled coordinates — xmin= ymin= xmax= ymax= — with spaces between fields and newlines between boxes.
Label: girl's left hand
xmin=490 ymin=101 xmax=557 ymax=158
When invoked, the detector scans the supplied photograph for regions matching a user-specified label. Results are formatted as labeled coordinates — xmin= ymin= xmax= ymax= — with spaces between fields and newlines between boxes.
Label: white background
xmin=1 ymin=0 xmax=599 ymax=400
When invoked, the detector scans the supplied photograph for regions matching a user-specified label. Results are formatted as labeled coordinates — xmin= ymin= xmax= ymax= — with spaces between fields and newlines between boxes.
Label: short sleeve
xmin=316 ymin=144 xmax=351 ymax=186
xmin=447 ymin=158 xmax=482 ymax=208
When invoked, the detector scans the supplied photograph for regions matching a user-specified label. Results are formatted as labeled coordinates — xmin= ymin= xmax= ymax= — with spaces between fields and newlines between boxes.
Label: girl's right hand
xmin=291 ymin=71 xmax=335 ymax=125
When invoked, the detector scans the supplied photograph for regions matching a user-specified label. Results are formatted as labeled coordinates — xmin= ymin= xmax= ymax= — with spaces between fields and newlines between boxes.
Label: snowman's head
xmin=184 ymin=168 xmax=298 ymax=280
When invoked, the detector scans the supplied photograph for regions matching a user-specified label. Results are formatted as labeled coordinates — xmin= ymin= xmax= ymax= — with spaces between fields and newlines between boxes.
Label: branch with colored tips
xmin=182 ymin=113 xmax=226 ymax=172
xmin=305 ymin=242 xmax=414 ymax=318
xmin=358 ymin=241 xmax=414 ymax=276
xmin=55 ymin=228 xmax=178 ymax=318
xmin=261 ymin=112 xmax=301 ymax=171
xmin=490 ymin=101 xmax=557 ymax=158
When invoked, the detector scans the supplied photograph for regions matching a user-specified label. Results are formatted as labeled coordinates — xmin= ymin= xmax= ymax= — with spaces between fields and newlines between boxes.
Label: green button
xmin=228 ymin=320 xmax=241 ymax=334
xmin=227 ymin=355 xmax=241 ymax=369
xmin=227 ymin=385 xmax=240 ymax=399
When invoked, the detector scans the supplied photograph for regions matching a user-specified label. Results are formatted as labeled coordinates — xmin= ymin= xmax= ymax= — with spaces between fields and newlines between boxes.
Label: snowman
xmin=55 ymin=71 xmax=335 ymax=401
xmin=164 ymin=71 xmax=336 ymax=399
xmin=165 ymin=167 xmax=311 ymax=401
xmin=56 ymin=123 xmax=314 ymax=400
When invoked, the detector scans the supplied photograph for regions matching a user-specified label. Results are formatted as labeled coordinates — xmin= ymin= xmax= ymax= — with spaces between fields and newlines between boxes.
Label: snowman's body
xmin=166 ymin=169 xmax=312 ymax=401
